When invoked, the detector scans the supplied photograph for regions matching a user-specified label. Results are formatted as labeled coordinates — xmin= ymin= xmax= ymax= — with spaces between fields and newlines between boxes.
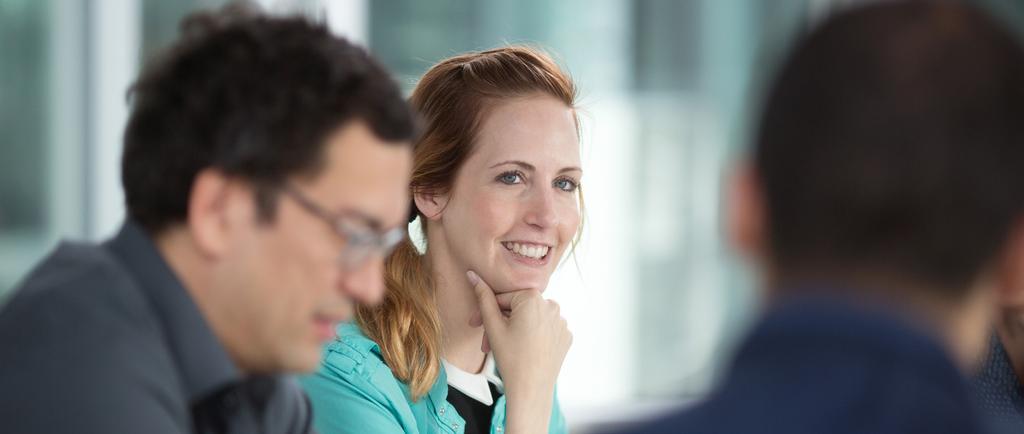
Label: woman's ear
xmin=414 ymin=190 xmax=449 ymax=222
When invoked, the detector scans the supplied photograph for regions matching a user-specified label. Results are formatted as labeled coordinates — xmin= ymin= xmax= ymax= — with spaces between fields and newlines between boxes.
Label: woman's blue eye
xmin=498 ymin=171 xmax=523 ymax=185
xmin=555 ymin=178 xmax=578 ymax=192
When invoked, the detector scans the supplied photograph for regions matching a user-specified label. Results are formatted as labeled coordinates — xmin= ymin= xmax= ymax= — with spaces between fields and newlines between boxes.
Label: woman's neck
xmin=426 ymin=239 xmax=488 ymax=375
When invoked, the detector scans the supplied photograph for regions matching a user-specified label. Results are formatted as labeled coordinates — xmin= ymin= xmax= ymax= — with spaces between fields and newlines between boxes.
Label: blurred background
xmin=2 ymin=0 xmax=1023 ymax=432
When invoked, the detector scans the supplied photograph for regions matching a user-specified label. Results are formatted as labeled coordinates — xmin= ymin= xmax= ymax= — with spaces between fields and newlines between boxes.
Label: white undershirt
xmin=442 ymin=353 xmax=505 ymax=406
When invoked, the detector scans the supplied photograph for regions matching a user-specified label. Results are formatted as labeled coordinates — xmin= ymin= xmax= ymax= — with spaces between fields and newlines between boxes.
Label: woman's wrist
xmin=503 ymin=385 xmax=555 ymax=434
xmin=505 ymin=373 xmax=556 ymax=393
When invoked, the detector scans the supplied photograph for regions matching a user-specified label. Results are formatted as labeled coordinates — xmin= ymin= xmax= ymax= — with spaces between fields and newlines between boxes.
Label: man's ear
xmin=186 ymin=169 xmax=251 ymax=258
xmin=725 ymin=161 xmax=768 ymax=265
xmin=994 ymin=217 xmax=1024 ymax=310
xmin=413 ymin=189 xmax=449 ymax=222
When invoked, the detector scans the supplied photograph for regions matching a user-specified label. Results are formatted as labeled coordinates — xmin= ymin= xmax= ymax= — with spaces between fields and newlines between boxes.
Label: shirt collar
xmin=973 ymin=332 xmax=1024 ymax=407
xmin=105 ymin=221 xmax=242 ymax=401
xmin=442 ymin=353 xmax=504 ymax=406
xmin=743 ymin=292 xmax=966 ymax=391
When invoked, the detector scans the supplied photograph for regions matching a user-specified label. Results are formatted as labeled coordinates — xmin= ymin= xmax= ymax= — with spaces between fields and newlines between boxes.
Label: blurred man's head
xmin=730 ymin=1 xmax=1024 ymax=305
xmin=121 ymin=4 xmax=415 ymax=373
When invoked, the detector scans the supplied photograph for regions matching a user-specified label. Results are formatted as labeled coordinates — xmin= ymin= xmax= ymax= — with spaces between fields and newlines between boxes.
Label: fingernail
xmin=466 ymin=270 xmax=479 ymax=286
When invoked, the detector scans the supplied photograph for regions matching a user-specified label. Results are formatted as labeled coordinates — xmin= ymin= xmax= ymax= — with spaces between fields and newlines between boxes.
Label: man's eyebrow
xmin=336 ymin=208 xmax=385 ymax=230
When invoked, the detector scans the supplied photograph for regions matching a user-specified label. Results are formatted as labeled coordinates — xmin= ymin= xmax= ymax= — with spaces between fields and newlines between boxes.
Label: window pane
xmin=0 ymin=0 xmax=51 ymax=294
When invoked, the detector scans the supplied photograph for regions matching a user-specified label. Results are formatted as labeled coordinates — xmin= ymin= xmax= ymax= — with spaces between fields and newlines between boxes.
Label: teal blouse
xmin=300 ymin=323 xmax=568 ymax=434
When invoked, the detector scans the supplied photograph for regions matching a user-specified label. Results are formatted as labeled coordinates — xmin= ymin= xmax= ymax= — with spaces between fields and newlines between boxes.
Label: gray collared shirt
xmin=0 ymin=222 xmax=314 ymax=434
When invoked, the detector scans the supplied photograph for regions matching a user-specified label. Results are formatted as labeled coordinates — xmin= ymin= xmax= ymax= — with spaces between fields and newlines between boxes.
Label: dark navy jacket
xmin=971 ymin=333 xmax=1024 ymax=434
xmin=622 ymin=295 xmax=988 ymax=434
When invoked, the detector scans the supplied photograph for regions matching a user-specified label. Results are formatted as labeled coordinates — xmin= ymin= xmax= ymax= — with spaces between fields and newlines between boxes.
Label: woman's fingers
xmin=468 ymin=290 xmax=520 ymax=327
xmin=468 ymin=270 xmax=504 ymax=334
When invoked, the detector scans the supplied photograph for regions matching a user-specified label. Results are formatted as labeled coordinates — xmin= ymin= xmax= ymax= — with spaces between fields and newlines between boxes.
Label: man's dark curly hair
xmin=755 ymin=1 xmax=1024 ymax=295
xmin=122 ymin=3 xmax=416 ymax=234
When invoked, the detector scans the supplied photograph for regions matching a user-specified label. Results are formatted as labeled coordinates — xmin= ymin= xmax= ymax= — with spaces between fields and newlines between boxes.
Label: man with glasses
xmin=281 ymin=184 xmax=408 ymax=272
xmin=0 ymin=4 xmax=415 ymax=434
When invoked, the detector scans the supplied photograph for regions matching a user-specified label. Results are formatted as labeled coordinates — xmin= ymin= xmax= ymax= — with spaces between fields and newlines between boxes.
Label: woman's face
xmin=435 ymin=94 xmax=581 ymax=293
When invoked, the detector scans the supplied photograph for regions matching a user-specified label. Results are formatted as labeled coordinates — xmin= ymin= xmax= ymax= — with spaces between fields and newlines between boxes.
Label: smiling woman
xmin=301 ymin=46 xmax=583 ymax=434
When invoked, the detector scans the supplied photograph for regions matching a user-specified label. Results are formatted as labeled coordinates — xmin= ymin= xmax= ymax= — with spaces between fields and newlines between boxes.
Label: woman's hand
xmin=467 ymin=270 xmax=571 ymax=434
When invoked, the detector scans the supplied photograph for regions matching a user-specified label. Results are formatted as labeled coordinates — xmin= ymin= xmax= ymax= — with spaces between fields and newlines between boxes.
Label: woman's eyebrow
xmin=489 ymin=160 xmax=535 ymax=171
xmin=490 ymin=160 xmax=582 ymax=175
xmin=559 ymin=166 xmax=583 ymax=174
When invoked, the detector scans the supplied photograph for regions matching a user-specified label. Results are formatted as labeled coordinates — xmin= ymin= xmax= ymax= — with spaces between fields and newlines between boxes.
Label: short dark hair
xmin=755 ymin=1 xmax=1024 ymax=296
xmin=122 ymin=3 xmax=416 ymax=234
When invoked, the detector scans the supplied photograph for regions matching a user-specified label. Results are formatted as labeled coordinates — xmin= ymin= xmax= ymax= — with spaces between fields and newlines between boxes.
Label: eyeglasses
xmin=282 ymin=184 xmax=407 ymax=271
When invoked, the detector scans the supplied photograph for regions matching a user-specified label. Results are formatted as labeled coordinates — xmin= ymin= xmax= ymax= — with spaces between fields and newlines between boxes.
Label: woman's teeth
xmin=502 ymin=242 xmax=550 ymax=259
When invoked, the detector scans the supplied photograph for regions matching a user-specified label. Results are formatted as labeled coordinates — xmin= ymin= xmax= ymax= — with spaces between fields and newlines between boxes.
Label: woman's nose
xmin=523 ymin=186 xmax=559 ymax=229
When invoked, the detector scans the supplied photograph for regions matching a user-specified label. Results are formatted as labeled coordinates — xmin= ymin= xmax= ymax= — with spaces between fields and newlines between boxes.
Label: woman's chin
xmin=488 ymin=273 xmax=551 ymax=294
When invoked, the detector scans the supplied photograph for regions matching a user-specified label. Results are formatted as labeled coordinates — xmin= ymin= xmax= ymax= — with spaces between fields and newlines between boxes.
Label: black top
xmin=447 ymin=383 xmax=501 ymax=434
xmin=972 ymin=333 xmax=1024 ymax=434
xmin=0 ymin=221 xmax=313 ymax=434
xmin=623 ymin=294 xmax=988 ymax=434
